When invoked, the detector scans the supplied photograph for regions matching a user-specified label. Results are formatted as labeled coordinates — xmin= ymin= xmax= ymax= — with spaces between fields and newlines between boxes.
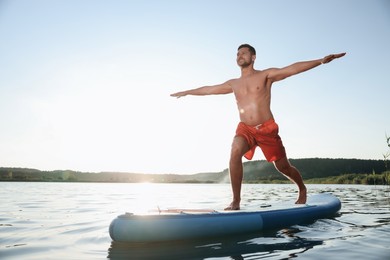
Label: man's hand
xmin=170 ymin=91 xmax=186 ymax=98
xmin=321 ymin=53 xmax=346 ymax=64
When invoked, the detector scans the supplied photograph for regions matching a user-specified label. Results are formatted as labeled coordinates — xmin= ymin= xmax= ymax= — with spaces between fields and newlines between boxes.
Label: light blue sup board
xmin=109 ymin=193 xmax=341 ymax=243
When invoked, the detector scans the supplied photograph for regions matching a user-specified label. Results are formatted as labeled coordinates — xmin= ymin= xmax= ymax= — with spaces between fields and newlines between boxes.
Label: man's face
xmin=236 ymin=47 xmax=255 ymax=68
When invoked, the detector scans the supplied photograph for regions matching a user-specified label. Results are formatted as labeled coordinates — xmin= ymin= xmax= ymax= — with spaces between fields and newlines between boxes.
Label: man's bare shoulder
xmin=224 ymin=77 xmax=241 ymax=86
xmin=255 ymin=68 xmax=280 ymax=81
xmin=257 ymin=68 xmax=277 ymax=75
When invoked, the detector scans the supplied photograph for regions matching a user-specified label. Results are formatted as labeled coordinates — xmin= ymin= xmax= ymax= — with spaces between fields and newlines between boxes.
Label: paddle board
xmin=109 ymin=193 xmax=341 ymax=242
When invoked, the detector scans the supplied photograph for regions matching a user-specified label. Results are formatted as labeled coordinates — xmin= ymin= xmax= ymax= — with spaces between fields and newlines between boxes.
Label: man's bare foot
xmin=295 ymin=186 xmax=307 ymax=204
xmin=224 ymin=202 xmax=240 ymax=211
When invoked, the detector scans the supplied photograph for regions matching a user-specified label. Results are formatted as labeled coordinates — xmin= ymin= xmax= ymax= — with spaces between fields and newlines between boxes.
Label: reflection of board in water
xmin=109 ymin=193 xmax=341 ymax=243
xmin=108 ymin=230 xmax=324 ymax=260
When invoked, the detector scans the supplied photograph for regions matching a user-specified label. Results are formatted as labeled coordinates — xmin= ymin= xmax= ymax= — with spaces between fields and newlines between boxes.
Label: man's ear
xmin=252 ymin=55 xmax=256 ymax=62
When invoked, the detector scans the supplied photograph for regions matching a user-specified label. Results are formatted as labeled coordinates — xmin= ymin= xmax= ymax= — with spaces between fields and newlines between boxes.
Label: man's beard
xmin=238 ymin=59 xmax=252 ymax=68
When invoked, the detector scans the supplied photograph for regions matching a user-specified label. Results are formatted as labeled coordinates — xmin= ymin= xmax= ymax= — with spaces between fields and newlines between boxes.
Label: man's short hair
xmin=238 ymin=44 xmax=256 ymax=55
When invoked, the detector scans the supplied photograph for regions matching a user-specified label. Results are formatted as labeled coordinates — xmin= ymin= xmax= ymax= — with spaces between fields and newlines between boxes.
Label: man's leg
xmin=225 ymin=136 xmax=250 ymax=210
xmin=273 ymin=156 xmax=307 ymax=204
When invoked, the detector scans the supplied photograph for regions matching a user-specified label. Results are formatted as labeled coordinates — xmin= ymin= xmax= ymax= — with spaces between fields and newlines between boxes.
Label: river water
xmin=1 ymin=182 xmax=389 ymax=259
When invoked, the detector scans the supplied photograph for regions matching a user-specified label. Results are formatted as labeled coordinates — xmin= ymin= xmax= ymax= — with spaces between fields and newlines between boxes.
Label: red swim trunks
xmin=235 ymin=119 xmax=286 ymax=162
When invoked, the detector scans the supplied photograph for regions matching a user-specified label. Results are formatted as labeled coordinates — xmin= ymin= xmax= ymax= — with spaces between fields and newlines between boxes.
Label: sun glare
xmin=130 ymin=182 xmax=163 ymax=214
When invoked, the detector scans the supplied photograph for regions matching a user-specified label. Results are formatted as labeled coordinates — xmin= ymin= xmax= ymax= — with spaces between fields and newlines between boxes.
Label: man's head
xmin=238 ymin=44 xmax=256 ymax=55
xmin=237 ymin=44 xmax=256 ymax=68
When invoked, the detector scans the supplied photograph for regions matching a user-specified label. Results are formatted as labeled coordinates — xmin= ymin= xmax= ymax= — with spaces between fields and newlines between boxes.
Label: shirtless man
xmin=171 ymin=44 xmax=345 ymax=210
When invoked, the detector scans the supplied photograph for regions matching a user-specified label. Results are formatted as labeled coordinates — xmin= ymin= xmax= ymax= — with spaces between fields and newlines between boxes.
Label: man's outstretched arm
xmin=267 ymin=52 xmax=346 ymax=82
xmin=170 ymin=81 xmax=233 ymax=98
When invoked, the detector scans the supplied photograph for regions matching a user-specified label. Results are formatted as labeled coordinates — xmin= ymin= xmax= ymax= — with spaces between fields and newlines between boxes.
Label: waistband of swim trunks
xmin=245 ymin=118 xmax=275 ymax=129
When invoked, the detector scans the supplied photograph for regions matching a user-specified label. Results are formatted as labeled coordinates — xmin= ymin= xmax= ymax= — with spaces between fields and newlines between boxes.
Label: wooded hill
xmin=0 ymin=158 xmax=388 ymax=184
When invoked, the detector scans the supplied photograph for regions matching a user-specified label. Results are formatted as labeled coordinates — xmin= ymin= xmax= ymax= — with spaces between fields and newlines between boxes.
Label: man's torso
xmin=229 ymin=70 xmax=274 ymax=126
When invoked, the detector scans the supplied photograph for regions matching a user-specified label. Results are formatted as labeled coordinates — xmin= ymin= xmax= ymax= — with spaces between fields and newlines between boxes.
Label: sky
xmin=0 ymin=0 xmax=389 ymax=174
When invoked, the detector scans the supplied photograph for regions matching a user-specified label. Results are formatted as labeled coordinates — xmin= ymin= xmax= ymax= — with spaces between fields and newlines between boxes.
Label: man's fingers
xmin=335 ymin=52 xmax=346 ymax=58
xmin=170 ymin=93 xmax=184 ymax=98
xmin=331 ymin=53 xmax=346 ymax=60
xmin=324 ymin=52 xmax=346 ymax=64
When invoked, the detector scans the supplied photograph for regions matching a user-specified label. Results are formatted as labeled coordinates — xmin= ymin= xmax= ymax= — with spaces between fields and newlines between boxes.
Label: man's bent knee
xmin=274 ymin=157 xmax=293 ymax=174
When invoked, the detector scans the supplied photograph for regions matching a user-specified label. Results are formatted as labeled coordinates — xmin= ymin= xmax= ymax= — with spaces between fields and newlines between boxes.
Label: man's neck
xmin=240 ymin=66 xmax=256 ymax=77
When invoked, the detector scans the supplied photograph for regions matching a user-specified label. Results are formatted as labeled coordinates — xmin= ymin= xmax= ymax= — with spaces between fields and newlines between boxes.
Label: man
xmin=171 ymin=44 xmax=345 ymax=210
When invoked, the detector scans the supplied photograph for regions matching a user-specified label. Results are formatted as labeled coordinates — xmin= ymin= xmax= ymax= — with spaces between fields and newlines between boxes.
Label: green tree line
xmin=1 ymin=158 xmax=389 ymax=185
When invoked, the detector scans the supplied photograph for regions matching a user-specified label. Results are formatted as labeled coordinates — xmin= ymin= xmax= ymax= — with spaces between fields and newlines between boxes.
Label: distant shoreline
xmin=1 ymin=158 xmax=389 ymax=185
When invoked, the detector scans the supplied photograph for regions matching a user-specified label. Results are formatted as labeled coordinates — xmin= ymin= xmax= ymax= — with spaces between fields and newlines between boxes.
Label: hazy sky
xmin=0 ymin=0 xmax=389 ymax=174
